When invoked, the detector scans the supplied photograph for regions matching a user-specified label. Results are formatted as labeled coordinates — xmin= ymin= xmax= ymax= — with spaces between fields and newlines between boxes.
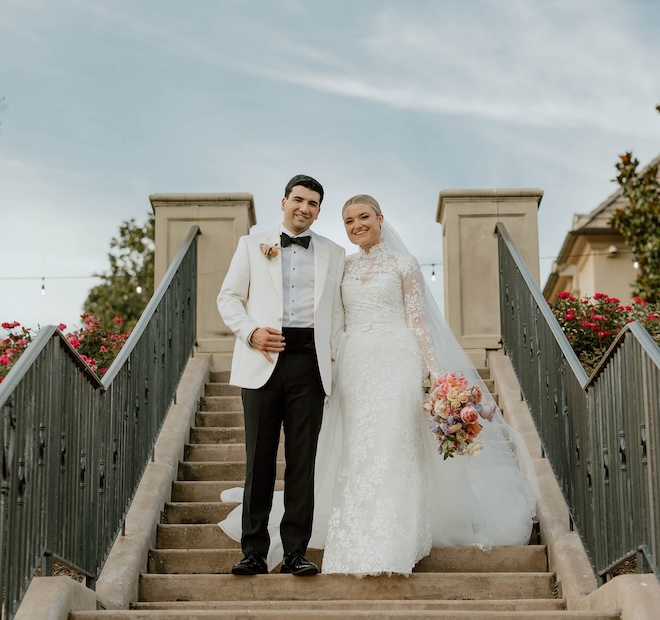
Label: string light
xmin=0 ymin=274 xmax=103 ymax=296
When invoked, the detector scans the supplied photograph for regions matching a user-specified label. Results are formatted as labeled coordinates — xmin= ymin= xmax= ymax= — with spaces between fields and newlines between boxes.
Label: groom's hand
xmin=250 ymin=327 xmax=285 ymax=363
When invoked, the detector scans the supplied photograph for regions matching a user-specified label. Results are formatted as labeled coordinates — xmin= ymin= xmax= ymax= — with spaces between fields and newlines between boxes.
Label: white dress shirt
xmin=281 ymin=225 xmax=315 ymax=328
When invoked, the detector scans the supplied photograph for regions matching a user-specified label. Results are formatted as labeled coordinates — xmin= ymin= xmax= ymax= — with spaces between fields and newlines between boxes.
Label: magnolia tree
xmin=610 ymin=104 xmax=660 ymax=303
xmin=84 ymin=213 xmax=154 ymax=331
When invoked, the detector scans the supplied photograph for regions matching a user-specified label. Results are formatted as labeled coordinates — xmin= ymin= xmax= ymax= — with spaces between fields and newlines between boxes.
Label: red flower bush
xmin=0 ymin=315 xmax=131 ymax=384
xmin=550 ymin=292 xmax=660 ymax=373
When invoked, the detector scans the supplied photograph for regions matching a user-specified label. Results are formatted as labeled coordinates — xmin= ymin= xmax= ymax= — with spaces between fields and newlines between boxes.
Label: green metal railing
xmin=0 ymin=225 xmax=199 ymax=619
xmin=497 ymin=222 xmax=659 ymax=581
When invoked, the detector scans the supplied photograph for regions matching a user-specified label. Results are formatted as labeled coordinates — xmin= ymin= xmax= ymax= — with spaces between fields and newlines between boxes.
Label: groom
xmin=217 ymin=174 xmax=345 ymax=576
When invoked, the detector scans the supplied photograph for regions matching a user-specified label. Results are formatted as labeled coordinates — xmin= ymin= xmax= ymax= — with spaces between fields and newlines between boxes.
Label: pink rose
xmin=0 ymin=354 xmax=11 ymax=366
xmin=436 ymin=371 xmax=469 ymax=395
xmin=436 ymin=382 xmax=450 ymax=397
xmin=439 ymin=371 xmax=469 ymax=391
xmin=460 ymin=404 xmax=479 ymax=425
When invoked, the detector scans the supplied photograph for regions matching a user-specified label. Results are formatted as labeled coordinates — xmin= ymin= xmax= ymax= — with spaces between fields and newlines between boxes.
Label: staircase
xmin=70 ymin=370 xmax=619 ymax=620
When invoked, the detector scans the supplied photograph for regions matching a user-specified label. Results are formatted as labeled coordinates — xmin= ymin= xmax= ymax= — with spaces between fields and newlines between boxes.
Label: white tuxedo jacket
xmin=217 ymin=227 xmax=345 ymax=394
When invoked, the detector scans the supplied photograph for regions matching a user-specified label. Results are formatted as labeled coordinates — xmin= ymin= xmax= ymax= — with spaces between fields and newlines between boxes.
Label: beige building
xmin=543 ymin=154 xmax=660 ymax=303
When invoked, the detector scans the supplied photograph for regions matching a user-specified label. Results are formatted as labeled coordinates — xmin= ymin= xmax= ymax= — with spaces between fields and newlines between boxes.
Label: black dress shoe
xmin=231 ymin=552 xmax=268 ymax=575
xmin=280 ymin=552 xmax=319 ymax=576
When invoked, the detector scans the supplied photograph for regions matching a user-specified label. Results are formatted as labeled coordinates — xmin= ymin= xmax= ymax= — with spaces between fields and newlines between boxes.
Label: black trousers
xmin=240 ymin=328 xmax=325 ymax=558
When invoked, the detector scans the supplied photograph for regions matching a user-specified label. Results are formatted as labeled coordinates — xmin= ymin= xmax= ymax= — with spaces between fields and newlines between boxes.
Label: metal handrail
xmin=102 ymin=225 xmax=199 ymax=386
xmin=497 ymin=221 xmax=659 ymax=581
xmin=0 ymin=225 xmax=199 ymax=619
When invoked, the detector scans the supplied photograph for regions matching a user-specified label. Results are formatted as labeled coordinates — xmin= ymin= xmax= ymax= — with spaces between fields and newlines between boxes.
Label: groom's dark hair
xmin=285 ymin=174 xmax=324 ymax=205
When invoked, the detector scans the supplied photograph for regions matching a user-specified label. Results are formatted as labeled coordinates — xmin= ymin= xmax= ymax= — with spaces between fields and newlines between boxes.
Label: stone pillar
xmin=150 ymin=193 xmax=256 ymax=358
xmin=437 ymin=189 xmax=543 ymax=367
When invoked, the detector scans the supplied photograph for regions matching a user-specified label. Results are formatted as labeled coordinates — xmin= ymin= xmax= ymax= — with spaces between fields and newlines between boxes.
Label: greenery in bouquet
xmin=0 ymin=315 xmax=130 ymax=384
xmin=550 ymin=292 xmax=660 ymax=373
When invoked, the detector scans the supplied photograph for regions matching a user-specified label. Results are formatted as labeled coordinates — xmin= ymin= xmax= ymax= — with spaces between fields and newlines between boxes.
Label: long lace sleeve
xmin=401 ymin=256 xmax=440 ymax=380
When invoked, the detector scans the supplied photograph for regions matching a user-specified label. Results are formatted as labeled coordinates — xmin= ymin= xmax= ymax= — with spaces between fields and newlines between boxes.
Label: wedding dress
xmin=219 ymin=223 xmax=539 ymax=575
xmin=319 ymin=242 xmax=435 ymax=575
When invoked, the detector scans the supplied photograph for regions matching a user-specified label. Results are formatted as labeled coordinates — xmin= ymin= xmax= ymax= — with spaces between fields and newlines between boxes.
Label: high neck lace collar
xmin=358 ymin=240 xmax=386 ymax=257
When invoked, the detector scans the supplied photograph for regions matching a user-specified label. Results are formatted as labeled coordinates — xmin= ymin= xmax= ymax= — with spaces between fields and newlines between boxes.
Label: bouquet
xmin=423 ymin=371 xmax=493 ymax=459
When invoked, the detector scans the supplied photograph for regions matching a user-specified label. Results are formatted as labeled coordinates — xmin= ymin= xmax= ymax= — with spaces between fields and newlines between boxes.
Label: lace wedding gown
xmin=219 ymin=237 xmax=539 ymax=576
xmin=319 ymin=243 xmax=435 ymax=575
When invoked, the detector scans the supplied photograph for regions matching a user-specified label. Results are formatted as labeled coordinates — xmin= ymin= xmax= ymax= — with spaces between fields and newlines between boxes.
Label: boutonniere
xmin=260 ymin=242 xmax=279 ymax=260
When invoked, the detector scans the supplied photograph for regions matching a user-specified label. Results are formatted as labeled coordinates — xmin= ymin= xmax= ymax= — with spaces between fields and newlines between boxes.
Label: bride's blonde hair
xmin=342 ymin=194 xmax=382 ymax=216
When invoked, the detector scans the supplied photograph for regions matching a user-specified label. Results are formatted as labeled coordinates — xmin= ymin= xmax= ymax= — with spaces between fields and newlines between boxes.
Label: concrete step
xmin=131 ymin=598 xmax=568 ymax=612
xmin=177 ymin=461 xmax=285 ymax=482
xmin=415 ymin=545 xmax=547 ymax=573
xmin=148 ymin=546 xmax=549 ymax=575
xmin=200 ymin=396 xmax=243 ymax=412
xmin=195 ymin=412 xmax=244 ymax=427
xmin=156 ymin=524 xmax=241 ymax=549
xmin=185 ymin=443 xmax=284 ymax=462
xmin=171 ymin=481 xmax=282 ymax=502
xmin=205 ymin=383 xmax=242 ymax=396
xmin=70 ymin=609 xmax=620 ymax=619
xmin=184 ymin=444 xmax=246 ymax=462
xmin=137 ymin=572 xmax=555 ymax=602
xmin=190 ymin=427 xmax=245 ymax=443
xmin=162 ymin=502 xmax=238 ymax=525
xmin=147 ymin=548 xmax=238 ymax=575
xmin=210 ymin=371 xmax=231 ymax=383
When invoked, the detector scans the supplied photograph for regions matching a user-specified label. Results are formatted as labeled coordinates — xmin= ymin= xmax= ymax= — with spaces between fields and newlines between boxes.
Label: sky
xmin=1 ymin=0 xmax=659 ymax=334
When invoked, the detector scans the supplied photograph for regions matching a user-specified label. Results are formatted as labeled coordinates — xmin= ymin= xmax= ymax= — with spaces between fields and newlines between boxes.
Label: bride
xmin=220 ymin=194 xmax=539 ymax=576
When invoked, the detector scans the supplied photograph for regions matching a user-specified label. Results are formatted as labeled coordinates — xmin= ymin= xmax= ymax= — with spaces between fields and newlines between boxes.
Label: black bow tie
xmin=281 ymin=233 xmax=311 ymax=249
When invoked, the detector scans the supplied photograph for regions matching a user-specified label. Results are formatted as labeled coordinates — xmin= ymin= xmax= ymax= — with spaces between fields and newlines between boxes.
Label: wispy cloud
xmin=46 ymin=0 xmax=659 ymax=136
xmin=213 ymin=0 xmax=660 ymax=135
